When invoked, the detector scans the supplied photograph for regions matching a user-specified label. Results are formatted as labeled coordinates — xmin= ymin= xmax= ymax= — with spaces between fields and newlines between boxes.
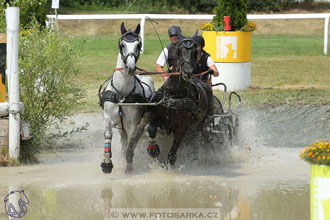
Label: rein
xmin=135 ymin=66 xmax=208 ymax=77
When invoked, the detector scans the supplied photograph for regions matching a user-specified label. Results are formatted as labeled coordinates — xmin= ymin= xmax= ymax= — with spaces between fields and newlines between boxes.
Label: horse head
xmin=118 ymin=22 xmax=142 ymax=75
xmin=176 ymin=30 xmax=198 ymax=81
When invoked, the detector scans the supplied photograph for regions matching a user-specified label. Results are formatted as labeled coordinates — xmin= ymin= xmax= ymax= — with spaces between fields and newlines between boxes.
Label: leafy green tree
xmin=246 ymin=0 xmax=299 ymax=12
xmin=213 ymin=0 xmax=248 ymax=31
xmin=0 ymin=0 xmax=47 ymax=32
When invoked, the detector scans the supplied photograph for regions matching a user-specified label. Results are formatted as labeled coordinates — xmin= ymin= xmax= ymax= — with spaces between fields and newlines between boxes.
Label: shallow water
xmin=0 ymin=160 xmax=309 ymax=220
xmin=1 ymin=105 xmax=323 ymax=220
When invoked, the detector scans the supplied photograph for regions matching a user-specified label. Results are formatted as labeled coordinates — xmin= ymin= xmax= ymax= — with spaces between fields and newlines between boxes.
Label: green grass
xmin=73 ymin=33 xmax=330 ymax=112
xmin=252 ymin=35 xmax=326 ymax=57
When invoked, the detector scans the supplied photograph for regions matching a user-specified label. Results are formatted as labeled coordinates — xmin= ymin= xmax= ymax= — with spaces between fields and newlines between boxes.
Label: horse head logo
xmin=4 ymin=190 xmax=29 ymax=218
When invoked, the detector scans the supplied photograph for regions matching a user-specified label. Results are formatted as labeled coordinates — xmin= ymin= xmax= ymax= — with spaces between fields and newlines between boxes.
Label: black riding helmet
xmin=193 ymin=35 xmax=205 ymax=48
xmin=168 ymin=26 xmax=182 ymax=36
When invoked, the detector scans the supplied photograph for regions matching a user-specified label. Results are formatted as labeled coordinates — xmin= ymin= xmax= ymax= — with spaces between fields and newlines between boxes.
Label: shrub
xmin=213 ymin=0 xmax=248 ymax=31
xmin=19 ymin=20 xmax=85 ymax=162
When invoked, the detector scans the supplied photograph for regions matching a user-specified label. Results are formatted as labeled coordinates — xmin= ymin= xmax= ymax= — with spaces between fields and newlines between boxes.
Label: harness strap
xmin=110 ymin=75 xmax=137 ymax=102
xmin=135 ymin=76 xmax=146 ymax=100
xmin=136 ymin=67 xmax=180 ymax=75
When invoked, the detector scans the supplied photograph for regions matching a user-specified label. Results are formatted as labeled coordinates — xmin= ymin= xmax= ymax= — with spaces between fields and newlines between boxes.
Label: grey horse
xmin=100 ymin=23 xmax=154 ymax=174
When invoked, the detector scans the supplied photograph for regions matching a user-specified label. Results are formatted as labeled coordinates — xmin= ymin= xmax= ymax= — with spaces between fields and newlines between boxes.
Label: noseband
xmin=118 ymin=31 xmax=142 ymax=64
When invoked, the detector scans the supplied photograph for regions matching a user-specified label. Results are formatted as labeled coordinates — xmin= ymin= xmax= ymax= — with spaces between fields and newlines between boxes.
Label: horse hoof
xmin=167 ymin=155 xmax=177 ymax=167
xmin=147 ymin=144 xmax=160 ymax=157
xmin=100 ymin=160 xmax=113 ymax=174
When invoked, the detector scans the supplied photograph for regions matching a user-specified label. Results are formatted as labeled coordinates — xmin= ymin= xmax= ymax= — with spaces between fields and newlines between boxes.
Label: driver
xmin=193 ymin=35 xmax=219 ymax=87
xmin=156 ymin=25 xmax=182 ymax=80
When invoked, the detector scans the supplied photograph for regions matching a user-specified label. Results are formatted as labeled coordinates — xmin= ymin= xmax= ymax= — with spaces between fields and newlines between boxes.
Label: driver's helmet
xmin=168 ymin=26 xmax=182 ymax=37
xmin=193 ymin=35 xmax=205 ymax=48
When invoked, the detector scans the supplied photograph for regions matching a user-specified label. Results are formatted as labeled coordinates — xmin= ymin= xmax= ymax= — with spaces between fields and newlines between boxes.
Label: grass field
xmin=60 ymin=18 xmax=330 ymax=112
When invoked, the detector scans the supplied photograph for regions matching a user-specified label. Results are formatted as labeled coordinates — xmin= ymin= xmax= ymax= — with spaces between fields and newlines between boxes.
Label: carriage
xmin=99 ymin=23 xmax=241 ymax=173
xmin=208 ymin=83 xmax=241 ymax=146
xmin=108 ymin=81 xmax=241 ymax=148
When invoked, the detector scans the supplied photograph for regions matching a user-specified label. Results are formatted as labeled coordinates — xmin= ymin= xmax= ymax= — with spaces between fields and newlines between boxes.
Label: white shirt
xmin=205 ymin=55 xmax=215 ymax=67
xmin=156 ymin=49 xmax=215 ymax=68
xmin=156 ymin=47 xmax=169 ymax=67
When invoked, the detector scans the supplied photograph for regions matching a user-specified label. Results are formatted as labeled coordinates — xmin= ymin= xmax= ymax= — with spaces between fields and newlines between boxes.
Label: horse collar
xmin=110 ymin=76 xmax=137 ymax=102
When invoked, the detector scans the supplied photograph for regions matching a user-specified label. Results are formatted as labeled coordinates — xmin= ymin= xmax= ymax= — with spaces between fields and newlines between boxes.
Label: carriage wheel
xmin=213 ymin=95 xmax=224 ymax=115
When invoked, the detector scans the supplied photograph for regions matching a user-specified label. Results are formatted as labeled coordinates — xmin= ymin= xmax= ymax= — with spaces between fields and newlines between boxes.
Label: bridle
xmin=118 ymin=31 xmax=142 ymax=64
xmin=177 ymin=38 xmax=197 ymax=72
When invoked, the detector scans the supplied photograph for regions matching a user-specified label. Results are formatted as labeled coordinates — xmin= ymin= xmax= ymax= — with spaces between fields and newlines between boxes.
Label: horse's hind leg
xmin=101 ymin=110 xmax=114 ymax=174
xmin=119 ymin=129 xmax=128 ymax=158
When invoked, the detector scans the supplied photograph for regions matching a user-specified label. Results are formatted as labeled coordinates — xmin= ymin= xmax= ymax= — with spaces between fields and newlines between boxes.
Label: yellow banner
xmin=203 ymin=31 xmax=251 ymax=63
xmin=310 ymin=164 xmax=330 ymax=220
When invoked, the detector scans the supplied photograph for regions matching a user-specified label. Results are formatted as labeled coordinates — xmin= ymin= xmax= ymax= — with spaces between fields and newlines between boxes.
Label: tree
xmin=0 ymin=0 xmax=47 ymax=32
xmin=213 ymin=0 xmax=248 ymax=31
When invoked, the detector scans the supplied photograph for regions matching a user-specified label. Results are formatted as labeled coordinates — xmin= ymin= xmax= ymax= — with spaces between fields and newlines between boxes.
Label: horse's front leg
xmin=167 ymin=127 xmax=188 ymax=168
xmin=100 ymin=108 xmax=114 ymax=174
xmin=146 ymin=112 xmax=160 ymax=158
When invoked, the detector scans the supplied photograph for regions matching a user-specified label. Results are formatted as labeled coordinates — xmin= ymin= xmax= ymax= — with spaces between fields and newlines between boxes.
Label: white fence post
xmin=6 ymin=7 xmax=20 ymax=160
xmin=324 ymin=15 xmax=329 ymax=55
xmin=140 ymin=15 xmax=146 ymax=53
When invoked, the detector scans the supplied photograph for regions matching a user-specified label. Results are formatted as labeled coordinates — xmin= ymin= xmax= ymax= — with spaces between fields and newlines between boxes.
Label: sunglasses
xmin=169 ymin=34 xmax=178 ymax=37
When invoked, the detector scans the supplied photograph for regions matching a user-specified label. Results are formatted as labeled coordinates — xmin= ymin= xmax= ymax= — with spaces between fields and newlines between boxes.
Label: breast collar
xmin=110 ymin=75 xmax=137 ymax=102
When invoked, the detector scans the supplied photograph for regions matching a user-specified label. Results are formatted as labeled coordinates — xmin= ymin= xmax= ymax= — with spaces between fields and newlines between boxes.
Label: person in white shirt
xmin=156 ymin=25 xmax=182 ymax=80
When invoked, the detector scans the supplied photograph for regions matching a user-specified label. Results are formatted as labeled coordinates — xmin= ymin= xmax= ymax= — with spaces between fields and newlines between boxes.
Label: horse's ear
xmin=121 ymin=22 xmax=127 ymax=35
xmin=134 ymin=24 xmax=141 ymax=35
xmin=193 ymin=29 xmax=198 ymax=37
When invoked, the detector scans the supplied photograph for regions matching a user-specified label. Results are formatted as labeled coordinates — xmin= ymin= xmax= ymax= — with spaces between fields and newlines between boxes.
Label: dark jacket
xmin=195 ymin=50 xmax=210 ymax=81
xmin=166 ymin=43 xmax=178 ymax=73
